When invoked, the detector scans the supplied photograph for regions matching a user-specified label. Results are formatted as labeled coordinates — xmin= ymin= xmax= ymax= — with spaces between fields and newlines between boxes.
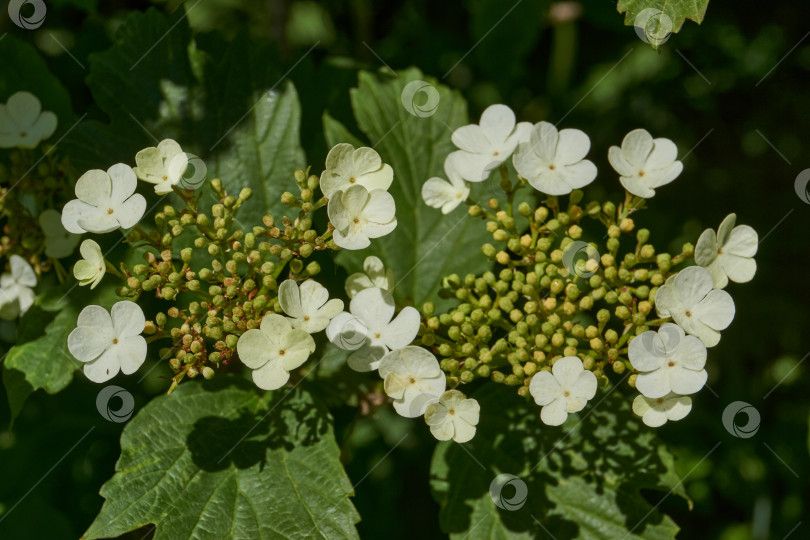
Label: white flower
xmin=655 ymin=266 xmax=735 ymax=347
xmin=450 ymin=104 xmax=531 ymax=182
xmin=0 ymin=91 xmax=57 ymax=149
xmin=628 ymin=323 xmax=707 ymax=399
xmin=512 ymin=121 xmax=597 ymax=195
xmin=695 ymin=213 xmax=758 ymax=289
xmin=379 ymin=346 xmax=447 ymax=418
xmin=528 ymin=356 xmax=597 ymax=426
xmin=133 ymin=139 xmax=189 ymax=195
xmin=424 ymin=390 xmax=480 ymax=443
xmin=38 ymin=209 xmax=80 ymax=259
xmin=608 ymin=129 xmax=682 ymax=198
xmin=61 ymin=164 xmax=147 ymax=234
xmin=421 ymin=153 xmax=470 ymax=214
xmin=236 ymin=314 xmax=316 ymax=390
xmin=73 ymin=239 xmax=106 ymax=289
xmin=320 ymin=143 xmax=393 ymax=198
xmin=632 ymin=393 xmax=692 ymax=428
xmin=345 ymin=255 xmax=394 ymax=299
xmin=326 ymin=287 xmax=419 ymax=372
xmin=0 ymin=255 xmax=37 ymax=320
xmin=327 ymin=185 xmax=397 ymax=250
xmin=67 ymin=301 xmax=147 ymax=383
xmin=278 ymin=279 xmax=343 ymax=333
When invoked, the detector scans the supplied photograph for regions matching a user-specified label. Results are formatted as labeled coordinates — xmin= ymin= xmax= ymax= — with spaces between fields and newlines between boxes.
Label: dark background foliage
xmin=1 ymin=0 xmax=808 ymax=538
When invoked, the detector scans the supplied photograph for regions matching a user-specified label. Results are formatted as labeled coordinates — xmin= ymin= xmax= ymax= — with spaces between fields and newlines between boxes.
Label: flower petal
xmin=351 ymin=287 xmax=395 ymax=328
xmin=111 ymin=301 xmax=146 ymax=338
xmin=621 ymin=129 xmax=654 ymax=165
xmin=555 ymin=128 xmax=591 ymax=164
xmin=668 ymin=366 xmax=707 ymax=395
xmin=636 ymin=369 xmax=671 ymax=399
xmin=118 ymin=336 xmax=147 ymax=374
xmin=278 ymin=279 xmax=303 ymax=318
xmin=68 ymin=325 xmax=112 ymax=362
xmin=75 ymin=169 xmax=111 ymax=206
xmin=529 ymin=370 xmax=562 ymax=406
xmin=252 ymin=360 xmax=290 ymax=390
xmin=540 ymin=398 xmax=568 ymax=426
xmin=114 ymin=194 xmax=147 ymax=230
xmin=479 ymin=104 xmax=516 ymax=144
xmin=693 ymin=289 xmax=735 ymax=331
xmin=382 ymin=306 xmax=420 ymax=350
xmin=237 ymin=328 xmax=272 ymax=369
xmin=83 ymin=349 xmax=120 ymax=383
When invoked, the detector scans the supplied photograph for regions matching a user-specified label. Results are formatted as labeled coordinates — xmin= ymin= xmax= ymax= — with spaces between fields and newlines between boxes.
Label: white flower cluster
xmin=61 ymin=140 xmax=192 ymax=380
xmin=238 ymin=279 xmax=343 ymax=390
xmin=0 ymin=91 xmax=57 ymax=149
xmin=419 ymin=104 xmax=759 ymax=430
xmin=419 ymin=103 xmax=687 ymax=209
xmin=0 ymin=255 xmax=37 ymax=320
xmin=628 ymin=214 xmax=757 ymax=427
xmin=322 ymin=144 xmax=398 ymax=250
xmin=324 ymin=256 xmax=480 ymax=442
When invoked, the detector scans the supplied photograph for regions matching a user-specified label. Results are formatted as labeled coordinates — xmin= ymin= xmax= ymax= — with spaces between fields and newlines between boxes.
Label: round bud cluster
xmin=421 ymin=182 xmax=695 ymax=398
xmin=119 ymin=170 xmax=336 ymax=391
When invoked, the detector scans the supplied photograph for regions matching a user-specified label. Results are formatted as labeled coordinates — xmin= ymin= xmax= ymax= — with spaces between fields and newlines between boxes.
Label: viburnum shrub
xmin=2 ymin=95 xmax=758 ymax=442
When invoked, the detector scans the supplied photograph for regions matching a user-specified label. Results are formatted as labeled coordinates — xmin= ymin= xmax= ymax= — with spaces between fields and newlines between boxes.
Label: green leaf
xmin=617 ymin=0 xmax=710 ymax=48
xmin=84 ymin=377 xmax=360 ymax=539
xmin=63 ymin=8 xmax=305 ymax=226
xmin=0 ymin=36 xmax=74 ymax=134
xmin=2 ymin=306 xmax=81 ymax=421
xmin=430 ymin=385 xmax=688 ymax=539
xmin=336 ymin=68 xmax=491 ymax=305
xmin=323 ymin=112 xmax=364 ymax=149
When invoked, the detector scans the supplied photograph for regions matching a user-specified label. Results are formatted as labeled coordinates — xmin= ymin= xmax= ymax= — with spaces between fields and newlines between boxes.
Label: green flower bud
xmin=305 ymin=261 xmax=321 ymax=275
xmin=615 ymin=305 xmax=631 ymax=319
xmin=225 ymin=334 xmax=239 ymax=349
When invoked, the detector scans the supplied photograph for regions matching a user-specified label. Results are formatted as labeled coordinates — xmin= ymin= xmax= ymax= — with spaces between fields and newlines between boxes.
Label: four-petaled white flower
xmin=326 ymin=287 xmax=420 ymax=372
xmin=628 ymin=323 xmax=708 ymax=399
xmin=513 ymin=121 xmax=597 ymax=195
xmin=608 ymin=128 xmax=682 ymax=198
xmin=73 ymin=239 xmax=106 ymax=289
xmin=67 ymin=301 xmax=147 ymax=383
xmin=236 ymin=314 xmax=316 ymax=390
xmin=632 ymin=393 xmax=692 ymax=428
xmin=0 ymin=91 xmax=57 ymax=149
xmin=61 ymin=164 xmax=147 ymax=234
xmin=320 ymin=143 xmax=393 ymax=198
xmin=345 ymin=255 xmax=394 ymax=299
xmin=0 ymin=255 xmax=37 ymax=320
xmin=327 ymin=185 xmax=397 ymax=250
xmin=450 ymin=104 xmax=531 ymax=182
xmin=278 ymin=278 xmax=343 ymax=333
xmin=379 ymin=346 xmax=447 ymax=418
xmin=421 ymin=153 xmax=470 ymax=214
xmin=38 ymin=209 xmax=79 ymax=259
xmin=133 ymin=139 xmax=189 ymax=195
xmin=695 ymin=213 xmax=758 ymax=289
xmin=528 ymin=356 xmax=597 ymax=426
xmin=655 ymin=266 xmax=735 ymax=347
xmin=424 ymin=390 xmax=480 ymax=443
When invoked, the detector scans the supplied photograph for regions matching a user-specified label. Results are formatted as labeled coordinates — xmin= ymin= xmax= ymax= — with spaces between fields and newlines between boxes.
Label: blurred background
xmin=1 ymin=0 xmax=808 ymax=538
